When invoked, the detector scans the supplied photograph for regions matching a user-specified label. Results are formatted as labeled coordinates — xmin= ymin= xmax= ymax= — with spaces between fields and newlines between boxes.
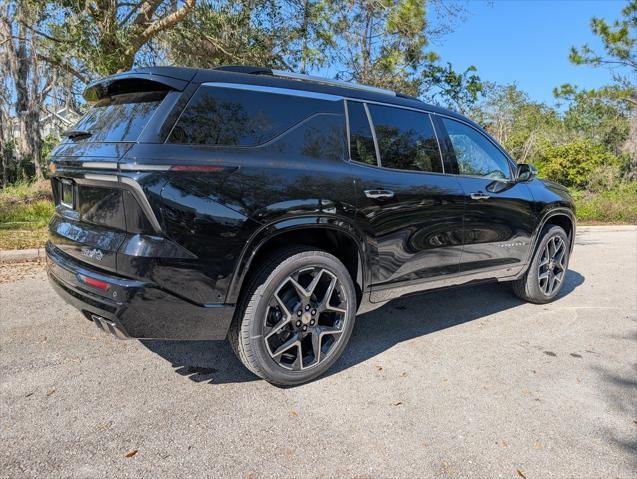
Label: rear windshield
xmin=70 ymin=91 xmax=167 ymax=142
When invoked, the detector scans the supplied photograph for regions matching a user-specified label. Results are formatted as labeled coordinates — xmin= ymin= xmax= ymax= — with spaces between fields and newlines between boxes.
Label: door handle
xmin=470 ymin=192 xmax=490 ymax=200
xmin=364 ymin=189 xmax=394 ymax=199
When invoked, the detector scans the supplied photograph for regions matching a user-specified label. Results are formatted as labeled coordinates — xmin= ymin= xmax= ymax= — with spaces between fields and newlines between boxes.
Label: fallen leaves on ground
xmin=125 ymin=450 xmax=138 ymax=458
xmin=46 ymin=389 xmax=56 ymax=397
xmin=517 ymin=469 xmax=528 ymax=479
xmin=392 ymin=401 xmax=403 ymax=406
xmin=0 ymin=260 xmax=46 ymax=283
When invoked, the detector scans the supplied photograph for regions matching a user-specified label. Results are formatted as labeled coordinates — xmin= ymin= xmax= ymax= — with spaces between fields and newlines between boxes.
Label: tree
xmin=45 ymin=0 xmax=196 ymax=77
xmin=160 ymin=1 xmax=297 ymax=69
xmin=471 ymin=83 xmax=561 ymax=163
xmin=330 ymin=0 xmax=481 ymax=107
xmin=563 ymin=0 xmax=637 ymax=177
xmin=0 ymin=0 xmax=51 ymax=180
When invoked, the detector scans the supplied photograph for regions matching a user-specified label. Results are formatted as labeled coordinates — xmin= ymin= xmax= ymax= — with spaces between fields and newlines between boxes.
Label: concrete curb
xmin=577 ymin=225 xmax=636 ymax=232
xmin=0 ymin=225 xmax=634 ymax=264
xmin=0 ymin=248 xmax=46 ymax=264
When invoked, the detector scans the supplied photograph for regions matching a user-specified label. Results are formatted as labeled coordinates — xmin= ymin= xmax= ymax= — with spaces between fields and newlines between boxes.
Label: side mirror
xmin=516 ymin=163 xmax=538 ymax=182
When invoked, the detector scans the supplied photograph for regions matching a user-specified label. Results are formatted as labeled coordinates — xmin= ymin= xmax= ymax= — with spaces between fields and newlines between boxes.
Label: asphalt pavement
xmin=1 ymin=226 xmax=636 ymax=478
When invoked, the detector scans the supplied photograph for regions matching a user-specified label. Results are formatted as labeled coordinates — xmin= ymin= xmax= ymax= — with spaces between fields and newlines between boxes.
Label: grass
xmin=0 ymin=179 xmax=635 ymax=250
xmin=0 ymin=181 xmax=54 ymax=250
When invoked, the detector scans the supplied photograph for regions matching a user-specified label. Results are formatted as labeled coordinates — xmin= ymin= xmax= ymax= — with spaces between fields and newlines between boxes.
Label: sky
xmin=429 ymin=0 xmax=631 ymax=106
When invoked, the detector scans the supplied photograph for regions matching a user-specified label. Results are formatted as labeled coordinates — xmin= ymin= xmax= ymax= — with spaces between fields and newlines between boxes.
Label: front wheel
xmin=228 ymin=246 xmax=356 ymax=386
xmin=512 ymin=225 xmax=570 ymax=304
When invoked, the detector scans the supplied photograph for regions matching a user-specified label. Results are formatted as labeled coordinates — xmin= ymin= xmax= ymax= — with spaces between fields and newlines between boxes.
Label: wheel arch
xmin=226 ymin=216 xmax=369 ymax=306
xmin=528 ymin=208 xmax=576 ymax=262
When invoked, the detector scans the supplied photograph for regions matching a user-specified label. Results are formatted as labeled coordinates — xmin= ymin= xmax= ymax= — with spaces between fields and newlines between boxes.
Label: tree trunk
xmin=6 ymin=17 xmax=44 ymax=179
xmin=623 ymin=89 xmax=637 ymax=180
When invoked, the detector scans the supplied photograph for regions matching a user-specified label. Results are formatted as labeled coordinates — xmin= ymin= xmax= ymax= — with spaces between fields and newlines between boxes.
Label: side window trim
xmin=427 ymin=113 xmax=445 ymax=174
xmin=363 ymin=102 xmax=382 ymax=167
xmin=432 ymin=112 xmax=516 ymax=180
xmin=344 ymin=99 xmax=351 ymax=162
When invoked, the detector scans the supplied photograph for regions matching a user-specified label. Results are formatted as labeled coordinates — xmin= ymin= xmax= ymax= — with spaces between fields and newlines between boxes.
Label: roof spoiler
xmin=83 ymin=71 xmax=192 ymax=103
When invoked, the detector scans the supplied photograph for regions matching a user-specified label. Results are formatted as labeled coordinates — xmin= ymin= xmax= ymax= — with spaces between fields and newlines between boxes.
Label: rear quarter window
xmin=168 ymin=85 xmax=341 ymax=147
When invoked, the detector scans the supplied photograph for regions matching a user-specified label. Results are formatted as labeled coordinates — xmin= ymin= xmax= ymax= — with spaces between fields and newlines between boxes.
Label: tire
xmin=228 ymin=246 xmax=357 ymax=386
xmin=512 ymin=225 xmax=570 ymax=304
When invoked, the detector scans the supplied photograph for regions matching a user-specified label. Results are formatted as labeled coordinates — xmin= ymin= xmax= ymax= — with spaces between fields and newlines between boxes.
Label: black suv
xmin=47 ymin=66 xmax=575 ymax=385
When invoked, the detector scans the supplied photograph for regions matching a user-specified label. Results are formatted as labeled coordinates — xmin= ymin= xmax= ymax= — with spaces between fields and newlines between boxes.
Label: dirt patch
xmin=0 ymin=259 xmax=46 ymax=284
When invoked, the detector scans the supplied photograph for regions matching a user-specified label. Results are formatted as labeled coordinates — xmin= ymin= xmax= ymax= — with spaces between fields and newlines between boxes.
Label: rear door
xmin=434 ymin=115 xmax=536 ymax=275
xmin=347 ymin=101 xmax=465 ymax=303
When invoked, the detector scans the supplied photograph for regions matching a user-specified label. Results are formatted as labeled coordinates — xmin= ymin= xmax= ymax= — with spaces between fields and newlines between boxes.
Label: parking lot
xmin=1 ymin=226 xmax=636 ymax=478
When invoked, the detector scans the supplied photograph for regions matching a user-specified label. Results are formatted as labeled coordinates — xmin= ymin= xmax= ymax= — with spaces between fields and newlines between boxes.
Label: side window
xmin=440 ymin=118 xmax=511 ymax=180
xmin=367 ymin=104 xmax=443 ymax=173
xmin=347 ymin=101 xmax=377 ymax=166
xmin=168 ymin=86 xmax=338 ymax=146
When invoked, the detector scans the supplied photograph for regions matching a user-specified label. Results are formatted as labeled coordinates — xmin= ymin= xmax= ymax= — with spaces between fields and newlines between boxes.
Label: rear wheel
xmin=228 ymin=246 xmax=356 ymax=386
xmin=512 ymin=225 xmax=570 ymax=303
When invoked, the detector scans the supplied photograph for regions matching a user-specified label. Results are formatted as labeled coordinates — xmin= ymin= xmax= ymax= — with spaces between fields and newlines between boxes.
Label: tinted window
xmin=347 ymin=101 xmax=377 ymax=166
xmin=368 ymin=105 xmax=443 ymax=173
xmin=169 ymin=86 xmax=337 ymax=146
xmin=262 ymin=114 xmax=345 ymax=161
xmin=441 ymin=118 xmax=511 ymax=179
xmin=71 ymin=91 xmax=166 ymax=142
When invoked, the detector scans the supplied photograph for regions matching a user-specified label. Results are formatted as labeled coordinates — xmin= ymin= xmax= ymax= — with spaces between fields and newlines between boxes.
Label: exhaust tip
xmin=90 ymin=314 xmax=128 ymax=340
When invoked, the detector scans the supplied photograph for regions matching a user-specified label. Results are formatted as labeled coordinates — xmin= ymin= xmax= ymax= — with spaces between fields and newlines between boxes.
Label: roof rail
xmin=271 ymin=70 xmax=396 ymax=97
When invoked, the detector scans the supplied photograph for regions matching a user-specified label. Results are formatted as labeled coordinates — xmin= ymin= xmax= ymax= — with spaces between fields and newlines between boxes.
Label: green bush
xmin=573 ymin=182 xmax=637 ymax=224
xmin=536 ymin=140 xmax=621 ymax=189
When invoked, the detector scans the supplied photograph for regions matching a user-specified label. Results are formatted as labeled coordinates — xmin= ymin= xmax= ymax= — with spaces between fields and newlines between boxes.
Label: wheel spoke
xmin=288 ymin=277 xmax=310 ymax=300
xmin=548 ymin=273 xmax=557 ymax=294
xmin=273 ymin=291 xmax=292 ymax=318
xmin=548 ymin=238 xmax=556 ymax=257
xmin=265 ymin=317 xmax=290 ymax=340
xmin=288 ymin=268 xmax=324 ymax=300
xmin=315 ymin=272 xmax=347 ymax=314
xmin=318 ymin=325 xmax=343 ymax=338
xmin=271 ymin=334 xmax=300 ymax=358
xmin=538 ymin=270 xmax=550 ymax=281
xmin=311 ymin=331 xmax=322 ymax=365
xmin=555 ymin=249 xmax=566 ymax=271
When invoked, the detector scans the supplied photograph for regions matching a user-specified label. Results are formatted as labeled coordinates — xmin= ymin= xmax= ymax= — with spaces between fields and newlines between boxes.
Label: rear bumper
xmin=46 ymin=242 xmax=235 ymax=340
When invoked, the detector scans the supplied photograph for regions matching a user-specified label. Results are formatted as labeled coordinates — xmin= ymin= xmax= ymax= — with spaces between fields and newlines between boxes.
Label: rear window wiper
xmin=63 ymin=129 xmax=92 ymax=140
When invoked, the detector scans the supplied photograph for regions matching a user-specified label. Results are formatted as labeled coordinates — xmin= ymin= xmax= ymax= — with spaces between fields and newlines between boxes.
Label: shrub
xmin=572 ymin=182 xmax=637 ymax=224
xmin=536 ymin=140 xmax=621 ymax=189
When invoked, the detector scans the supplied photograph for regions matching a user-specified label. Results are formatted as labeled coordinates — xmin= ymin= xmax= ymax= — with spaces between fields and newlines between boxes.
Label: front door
xmin=346 ymin=101 xmax=465 ymax=303
xmin=435 ymin=116 xmax=536 ymax=276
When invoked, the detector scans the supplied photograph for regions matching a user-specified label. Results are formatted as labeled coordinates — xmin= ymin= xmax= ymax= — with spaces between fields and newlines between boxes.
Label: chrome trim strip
xmin=344 ymin=100 xmax=352 ymax=161
xmin=81 ymin=161 xmax=118 ymax=170
xmin=83 ymin=174 xmax=118 ymax=182
xmin=429 ymin=114 xmax=445 ymax=174
xmin=119 ymin=176 xmax=163 ymax=233
xmin=363 ymin=103 xmax=381 ymax=167
xmin=201 ymin=82 xmax=343 ymax=102
xmin=272 ymin=70 xmax=397 ymax=97
xmin=120 ymin=163 xmax=172 ymax=171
